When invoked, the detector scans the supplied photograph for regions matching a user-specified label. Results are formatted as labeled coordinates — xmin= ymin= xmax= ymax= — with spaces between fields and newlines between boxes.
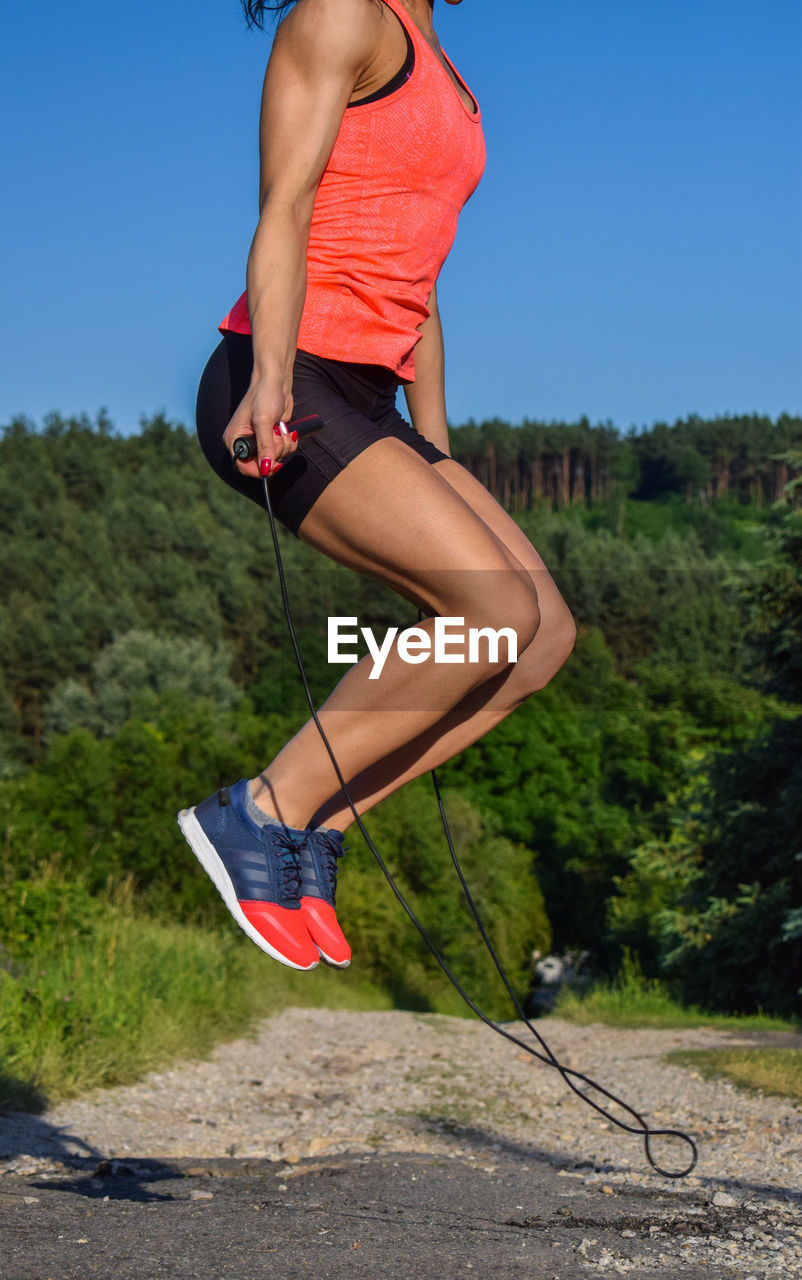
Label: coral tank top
xmin=219 ymin=0 xmax=485 ymax=380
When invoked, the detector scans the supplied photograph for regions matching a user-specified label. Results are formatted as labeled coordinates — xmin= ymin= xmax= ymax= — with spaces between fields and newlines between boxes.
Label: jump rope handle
xmin=232 ymin=414 xmax=325 ymax=462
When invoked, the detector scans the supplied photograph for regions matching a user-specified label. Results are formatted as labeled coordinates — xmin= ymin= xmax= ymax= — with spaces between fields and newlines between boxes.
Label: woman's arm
xmin=402 ymin=283 xmax=451 ymax=457
xmin=225 ymin=0 xmax=383 ymax=476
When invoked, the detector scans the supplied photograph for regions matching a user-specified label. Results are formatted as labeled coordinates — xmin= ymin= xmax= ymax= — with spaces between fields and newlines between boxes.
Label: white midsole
xmin=177 ymin=807 xmax=316 ymax=971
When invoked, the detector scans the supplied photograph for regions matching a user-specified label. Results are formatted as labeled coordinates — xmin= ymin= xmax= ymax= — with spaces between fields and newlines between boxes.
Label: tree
xmin=608 ymin=517 xmax=802 ymax=1015
xmin=45 ymin=630 xmax=241 ymax=738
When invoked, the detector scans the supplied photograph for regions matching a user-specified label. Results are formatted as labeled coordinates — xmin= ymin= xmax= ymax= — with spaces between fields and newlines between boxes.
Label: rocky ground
xmin=1 ymin=1009 xmax=800 ymax=1277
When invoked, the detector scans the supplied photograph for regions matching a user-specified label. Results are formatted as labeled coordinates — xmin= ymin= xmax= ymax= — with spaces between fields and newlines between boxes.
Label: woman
xmin=181 ymin=0 xmax=576 ymax=973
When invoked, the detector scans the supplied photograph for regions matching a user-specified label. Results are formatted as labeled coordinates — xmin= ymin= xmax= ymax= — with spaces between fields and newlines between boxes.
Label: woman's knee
xmin=544 ymin=605 xmax=578 ymax=676
xmin=463 ymin=572 xmax=542 ymax=664
xmin=517 ymin=601 xmax=577 ymax=697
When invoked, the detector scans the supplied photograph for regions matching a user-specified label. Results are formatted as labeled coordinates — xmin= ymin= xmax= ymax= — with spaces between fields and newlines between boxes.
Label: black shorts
xmin=196 ymin=332 xmax=448 ymax=535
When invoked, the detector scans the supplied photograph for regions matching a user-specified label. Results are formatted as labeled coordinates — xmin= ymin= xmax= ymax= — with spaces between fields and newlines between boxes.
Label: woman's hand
xmin=224 ymin=376 xmax=298 ymax=478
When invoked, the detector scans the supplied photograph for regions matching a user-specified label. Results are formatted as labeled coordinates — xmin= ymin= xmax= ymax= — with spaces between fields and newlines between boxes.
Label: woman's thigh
xmin=296 ymin=436 xmax=540 ymax=627
xmin=431 ymin=458 xmax=574 ymax=630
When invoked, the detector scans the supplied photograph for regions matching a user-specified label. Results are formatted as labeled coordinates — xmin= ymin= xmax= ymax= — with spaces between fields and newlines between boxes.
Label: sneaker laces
xmin=268 ymin=827 xmax=305 ymax=900
xmin=314 ymin=831 xmax=347 ymax=903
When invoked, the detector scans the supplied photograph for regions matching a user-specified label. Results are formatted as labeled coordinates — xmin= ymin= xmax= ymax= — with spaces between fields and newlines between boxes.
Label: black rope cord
xmin=261 ymin=476 xmax=698 ymax=1179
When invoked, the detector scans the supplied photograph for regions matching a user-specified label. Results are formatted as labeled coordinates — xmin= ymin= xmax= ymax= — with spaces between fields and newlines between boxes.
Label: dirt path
xmin=1 ymin=1009 xmax=800 ymax=1277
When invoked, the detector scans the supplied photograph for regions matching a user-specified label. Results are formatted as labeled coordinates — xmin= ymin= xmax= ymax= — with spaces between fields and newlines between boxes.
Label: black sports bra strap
xmin=348 ymin=24 xmax=414 ymax=108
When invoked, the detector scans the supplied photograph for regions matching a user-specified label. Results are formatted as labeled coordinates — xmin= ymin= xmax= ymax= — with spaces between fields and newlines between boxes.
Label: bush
xmin=339 ymin=786 xmax=551 ymax=1019
xmin=45 ymin=629 xmax=241 ymax=738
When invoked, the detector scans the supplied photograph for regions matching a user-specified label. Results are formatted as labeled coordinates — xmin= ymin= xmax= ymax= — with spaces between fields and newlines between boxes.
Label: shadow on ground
xmin=2 ymin=1140 xmax=798 ymax=1280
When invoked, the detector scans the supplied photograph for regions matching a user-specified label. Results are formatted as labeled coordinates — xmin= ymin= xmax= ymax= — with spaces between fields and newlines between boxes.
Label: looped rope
xmin=428 ymin=769 xmax=697 ymax=1179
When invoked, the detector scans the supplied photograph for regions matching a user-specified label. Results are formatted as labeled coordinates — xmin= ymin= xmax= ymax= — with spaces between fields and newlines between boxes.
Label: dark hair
xmin=241 ymin=1 xmax=295 ymax=28
xmin=241 ymin=0 xmax=382 ymax=28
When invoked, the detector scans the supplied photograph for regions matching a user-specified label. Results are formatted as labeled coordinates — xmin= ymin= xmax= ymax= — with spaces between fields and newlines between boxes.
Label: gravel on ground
xmin=1 ymin=1008 xmax=800 ymax=1276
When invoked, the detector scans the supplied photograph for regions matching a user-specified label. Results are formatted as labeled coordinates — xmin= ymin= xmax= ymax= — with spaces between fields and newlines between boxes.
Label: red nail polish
xmin=273 ymin=424 xmax=282 ymax=436
xmin=259 ymin=458 xmax=272 ymax=477
xmin=291 ymin=430 xmax=298 ymax=442
xmin=273 ymin=462 xmax=283 ymax=473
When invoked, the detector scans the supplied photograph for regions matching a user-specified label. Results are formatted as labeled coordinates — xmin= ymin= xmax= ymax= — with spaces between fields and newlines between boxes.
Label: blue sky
xmin=1 ymin=0 xmax=800 ymax=435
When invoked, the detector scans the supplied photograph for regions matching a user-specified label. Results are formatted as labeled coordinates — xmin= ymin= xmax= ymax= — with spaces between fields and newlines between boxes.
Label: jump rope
xmin=234 ymin=416 xmax=698 ymax=1179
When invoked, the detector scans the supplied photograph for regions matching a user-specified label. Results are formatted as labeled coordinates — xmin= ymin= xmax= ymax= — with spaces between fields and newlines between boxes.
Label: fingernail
xmin=273 ymin=462 xmax=283 ymax=473
xmin=259 ymin=458 xmax=272 ymax=476
xmin=291 ymin=430 xmax=298 ymax=442
xmin=273 ymin=424 xmax=282 ymax=436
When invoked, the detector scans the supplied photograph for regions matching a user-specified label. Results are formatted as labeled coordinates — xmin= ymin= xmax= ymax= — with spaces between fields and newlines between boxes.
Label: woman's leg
xmin=250 ymin=440 xmax=570 ymax=830
xmin=302 ymin=457 xmax=576 ymax=829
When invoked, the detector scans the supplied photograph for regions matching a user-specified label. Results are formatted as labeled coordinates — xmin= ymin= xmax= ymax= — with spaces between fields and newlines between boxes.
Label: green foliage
xmin=447 ymin=411 xmax=802 ymax=511
xmin=439 ymin=648 xmax=635 ymax=956
xmin=776 ymin=449 xmax=802 ymax=502
xmin=608 ymin=716 xmax=802 ymax=1018
xmin=45 ymin=629 xmax=241 ymax=738
xmin=0 ymin=700 xmax=283 ymax=912
xmin=439 ymin=626 xmax=774 ymax=961
xmin=0 ymin=873 xmax=393 ymax=1107
xmin=516 ymin=511 xmax=756 ymax=675
xmin=3 ymin=409 xmax=801 ymax=1079
xmin=657 ymin=716 xmax=802 ymax=1017
xmin=0 ymin=413 xmax=282 ymax=752
xmin=741 ymin=519 xmax=802 ymax=703
xmin=0 ymin=698 xmax=547 ymax=1021
xmin=2 ymin=411 xmax=797 ymax=755
xmin=607 ymin=520 xmax=802 ymax=1016
xmin=555 ymin=950 xmax=795 ymax=1032
xmin=339 ymin=786 xmax=551 ymax=1018
xmin=630 ymin=413 xmax=802 ymax=504
xmin=783 ymin=905 xmax=802 ymax=944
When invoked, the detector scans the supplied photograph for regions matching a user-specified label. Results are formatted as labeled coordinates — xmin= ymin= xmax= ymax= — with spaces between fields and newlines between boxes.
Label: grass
xmin=4 ymin=888 xmax=798 ymax=1114
xmin=665 ymin=1048 xmax=802 ymax=1104
xmin=553 ymin=959 xmax=802 ymax=1100
xmin=0 ymin=891 xmax=392 ymax=1112
xmin=551 ymin=953 xmax=796 ymax=1033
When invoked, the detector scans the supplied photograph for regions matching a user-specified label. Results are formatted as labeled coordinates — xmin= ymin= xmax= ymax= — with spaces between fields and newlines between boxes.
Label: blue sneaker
xmin=300 ymin=828 xmax=351 ymax=968
xmin=177 ymin=779 xmax=319 ymax=970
